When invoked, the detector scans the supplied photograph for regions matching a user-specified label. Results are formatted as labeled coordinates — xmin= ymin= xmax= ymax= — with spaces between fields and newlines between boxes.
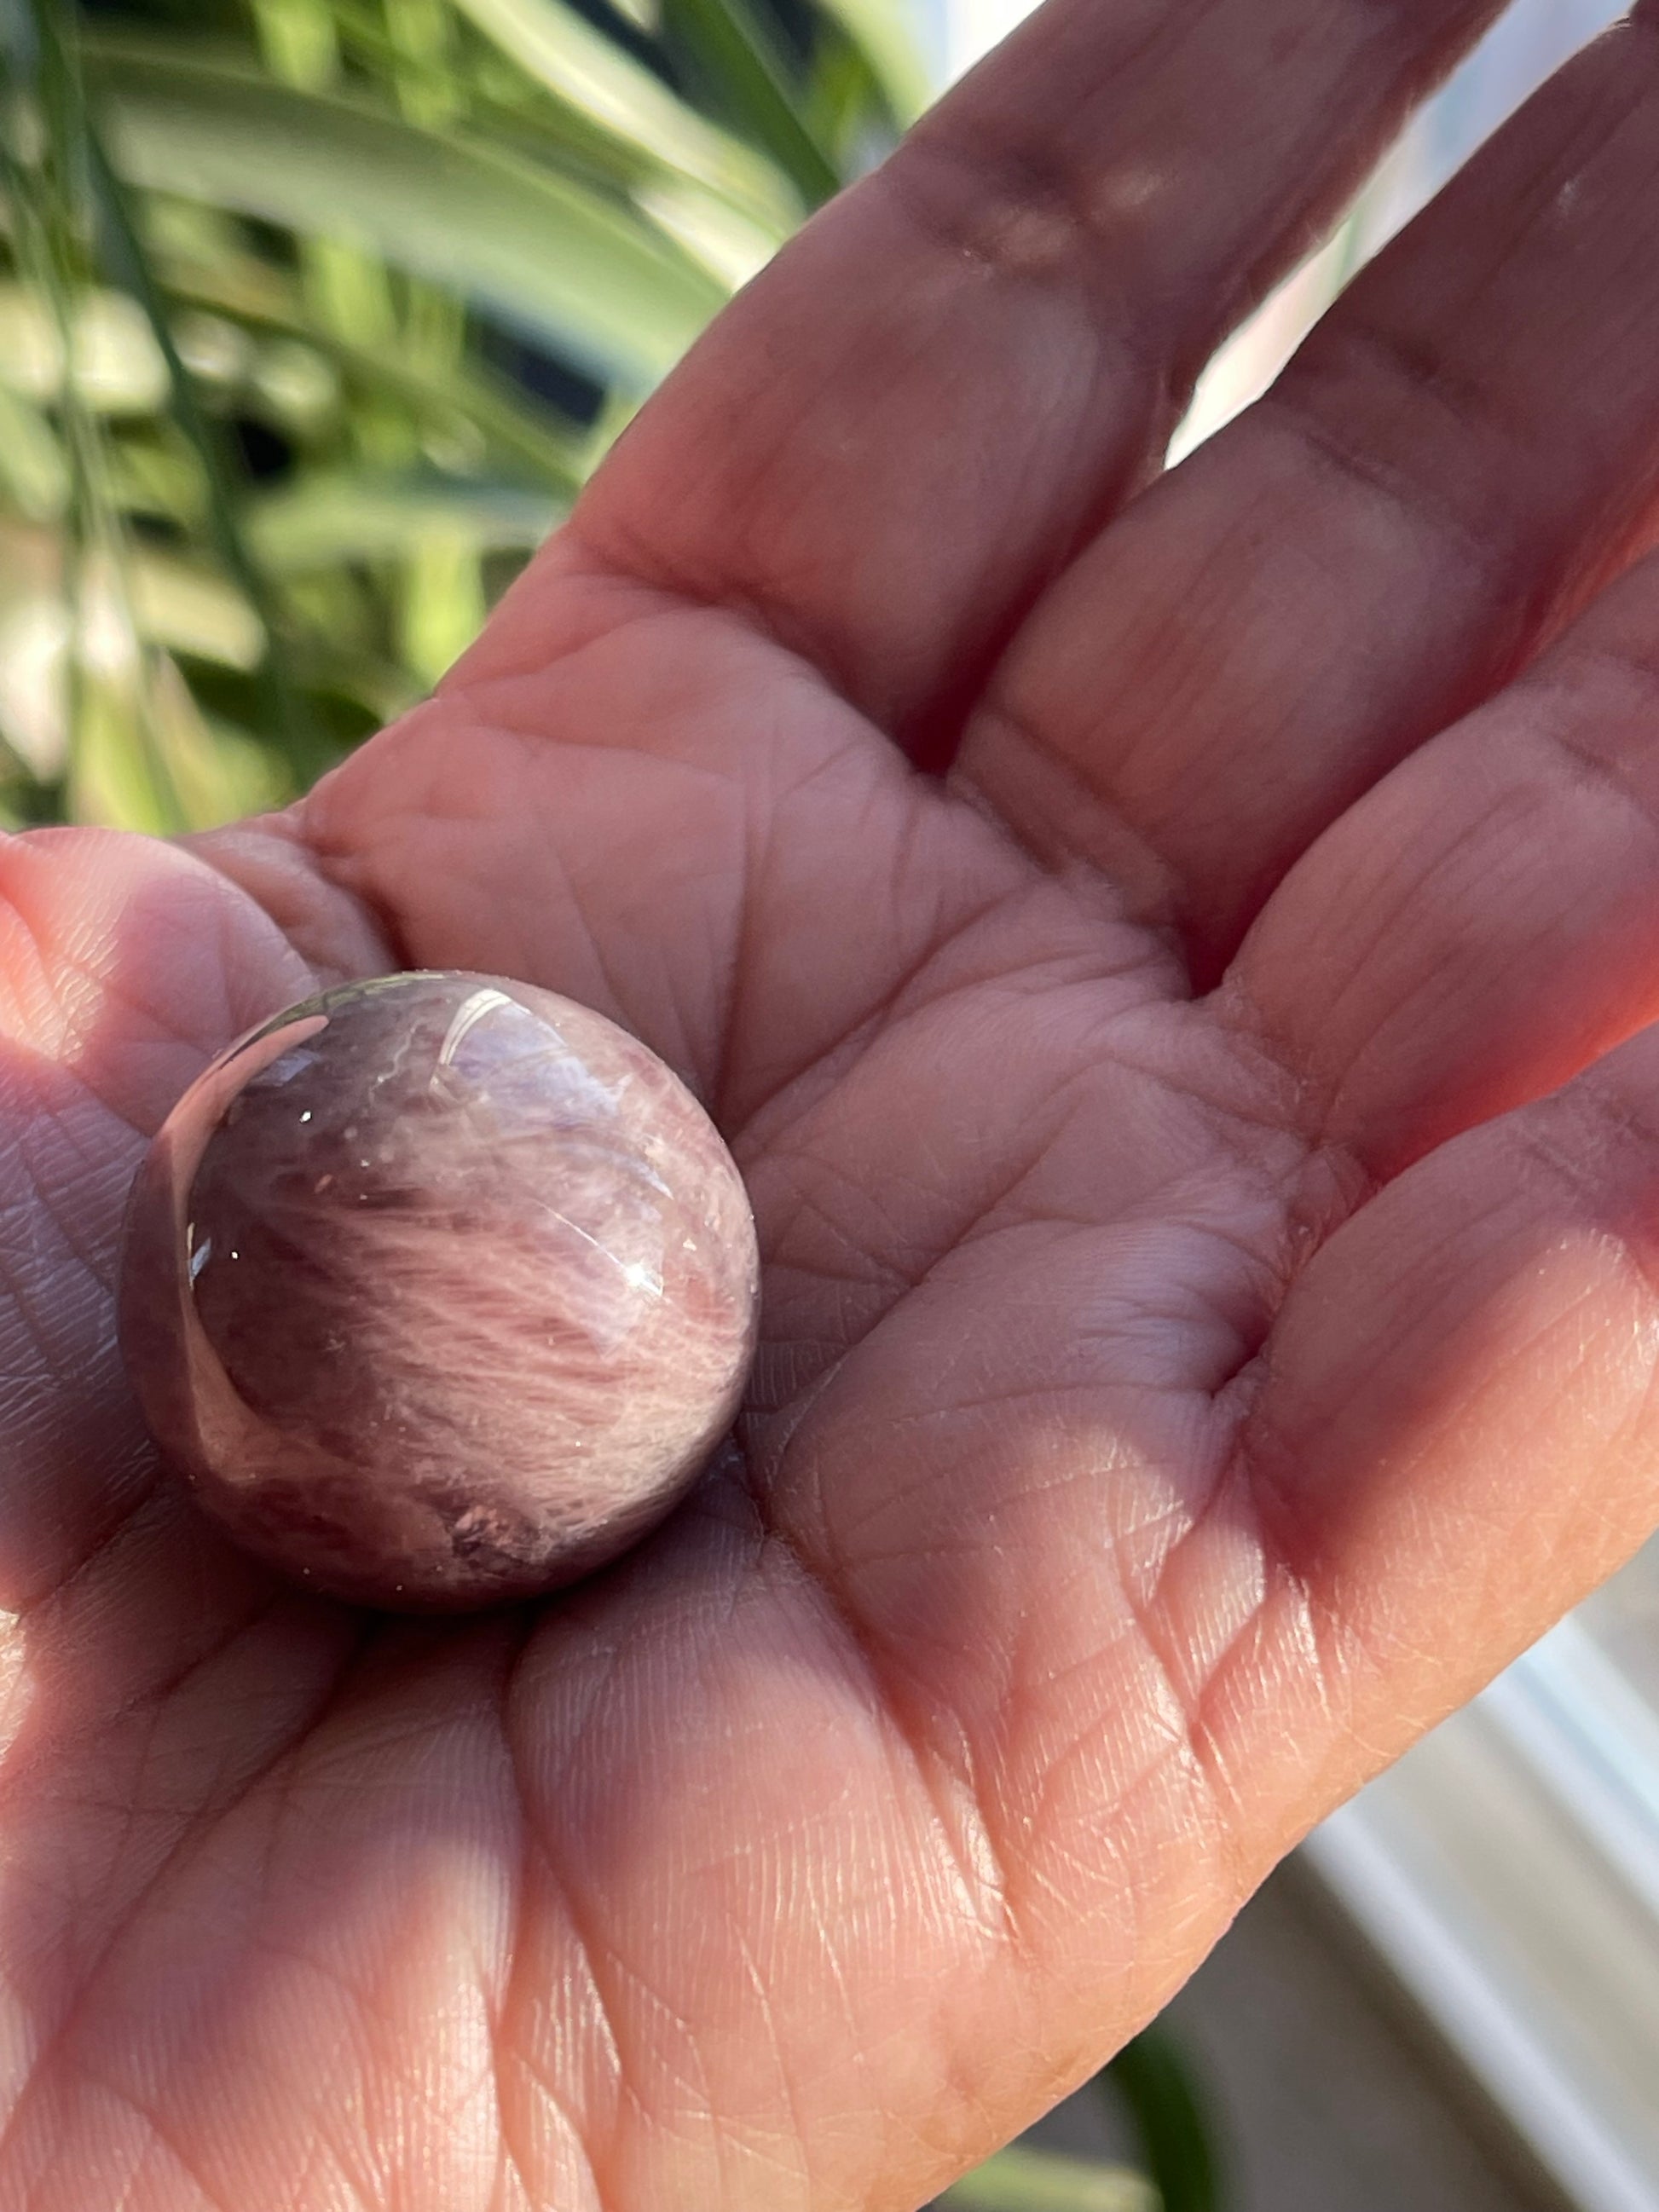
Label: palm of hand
xmin=7 ymin=5 xmax=1659 ymax=2206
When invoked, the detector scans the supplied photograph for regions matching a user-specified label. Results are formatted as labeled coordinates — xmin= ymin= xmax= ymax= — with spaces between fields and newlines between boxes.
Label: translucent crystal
xmin=118 ymin=972 xmax=760 ymax=1610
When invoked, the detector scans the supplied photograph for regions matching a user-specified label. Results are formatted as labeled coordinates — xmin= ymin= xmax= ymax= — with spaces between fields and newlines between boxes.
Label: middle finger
xmin=957 ymin=8 xmax=1659 ymax=979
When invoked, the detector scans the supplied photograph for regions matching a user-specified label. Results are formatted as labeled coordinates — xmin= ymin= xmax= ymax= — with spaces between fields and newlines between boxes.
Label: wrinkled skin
xmin=8 ymin=3 xmax=1659 ymax=2205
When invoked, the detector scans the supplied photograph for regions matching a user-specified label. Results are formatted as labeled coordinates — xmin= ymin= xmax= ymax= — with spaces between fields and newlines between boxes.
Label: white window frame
xmin=1308 ymin=1548 xmax=1659 ymax=2212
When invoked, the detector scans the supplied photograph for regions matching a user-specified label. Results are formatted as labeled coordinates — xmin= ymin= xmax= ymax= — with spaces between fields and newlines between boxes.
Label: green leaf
xmin=60 ymin=639 xmax=273 ymax=835
xmin=84 ymin=117 xmax=311 ymax=757
xmin=316 ymin=0 xmax=791 ymax=286
xmin=0 ymin=388 xmax=68 ymax=522
xmin=155 ymin=251 xmax=591 ymax=490
xmin=129 ymin=551 xmax=265 ymax=670
xmin=246 ymin=472 xmax=563 ymax=569
xmin=1102 ymin=2025 xmax=1223 ymax=2212
xmin=397 ymin=525 xmax=487 ymax=686
xmin=816 ymin=0 xmax=933 ymax=124
xmin=85 ymin=34 xmax=727 ymax=392
xmin=0 ymin=282 xmax=169 ymax=413
xmin=249 ymin=0 xmax=341 ymax=92
xmin=661 ymin=0 xmax=841 ymax=206
xmin=450 ymin=0 xmax=800 ymax=231
xmin=937 ymin=2146 xmax=1159 ymax=2212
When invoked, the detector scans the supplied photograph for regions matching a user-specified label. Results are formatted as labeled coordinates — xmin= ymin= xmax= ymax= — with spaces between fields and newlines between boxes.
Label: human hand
xmin=8 ymin=2 xmax=1659 ymax=2203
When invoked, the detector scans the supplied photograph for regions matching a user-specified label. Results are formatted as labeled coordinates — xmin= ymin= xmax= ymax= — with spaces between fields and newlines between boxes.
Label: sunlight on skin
xmin=0 ymin=2 xmax=1657 ymax=2207
xmin=1176 ymin=0 xmax=1627 ymax=459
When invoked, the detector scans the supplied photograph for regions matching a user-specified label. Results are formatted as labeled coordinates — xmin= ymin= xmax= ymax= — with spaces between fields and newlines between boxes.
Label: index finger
xmin=475 ymin=0 xmax=1509 ymax=755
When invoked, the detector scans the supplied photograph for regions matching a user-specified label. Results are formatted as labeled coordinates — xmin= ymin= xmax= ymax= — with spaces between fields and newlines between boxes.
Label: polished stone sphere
xmin=118 ymin=972 xmax=760 ymax=1610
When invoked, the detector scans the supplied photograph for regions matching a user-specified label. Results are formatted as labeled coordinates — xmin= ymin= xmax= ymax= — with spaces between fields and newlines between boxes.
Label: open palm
xmin=7 ymin=3 xmax=1659 ymax=2204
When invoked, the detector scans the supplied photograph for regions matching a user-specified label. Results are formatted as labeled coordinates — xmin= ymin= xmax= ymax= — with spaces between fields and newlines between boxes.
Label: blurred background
xmin=0 ymin=0 xmax=925 ymax=833
xmin=3 ymin=4 xmax=1655 ymax=2210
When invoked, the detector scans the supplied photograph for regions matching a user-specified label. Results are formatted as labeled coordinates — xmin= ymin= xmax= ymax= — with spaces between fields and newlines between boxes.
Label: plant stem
xmin=84 ymin=122 xmax=310 ymax=755
xmin=1101 ymin=2024 xmax=1223 ymax=2212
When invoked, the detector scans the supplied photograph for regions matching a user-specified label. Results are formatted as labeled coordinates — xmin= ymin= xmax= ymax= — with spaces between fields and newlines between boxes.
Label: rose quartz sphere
xmin=118 ymin=972 xmax=760 ymax=1611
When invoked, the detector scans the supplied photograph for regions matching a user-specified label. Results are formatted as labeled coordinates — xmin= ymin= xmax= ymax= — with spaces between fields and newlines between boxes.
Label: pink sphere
xmin=118 ymin=973 xmax=760 ymax=1610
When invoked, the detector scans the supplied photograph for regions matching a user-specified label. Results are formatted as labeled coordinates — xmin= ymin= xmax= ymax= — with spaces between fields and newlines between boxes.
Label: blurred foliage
xmin=939 ymin=2144 xmax=1159 ymax=2212
xmin=0 ymin=0 xmax=922 ymax=831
